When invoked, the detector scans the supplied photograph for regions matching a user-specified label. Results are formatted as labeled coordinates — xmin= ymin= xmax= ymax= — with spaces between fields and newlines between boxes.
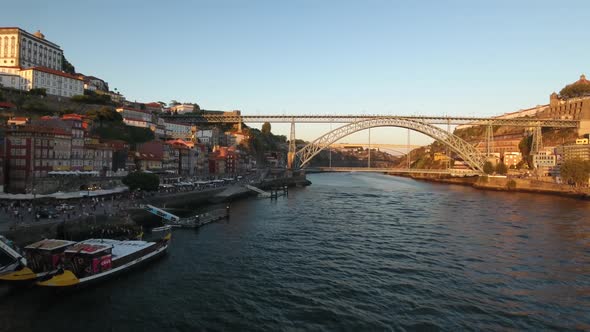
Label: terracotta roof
xmin=61 ymin=113 xmax=86 ymax=121
xmin=22 ymin=66 xmax=82 ymax=81
xmin=7 ymin=125 xmax=71 ymax=136
xmin=0 ymin=102 xmax=16 ymax=108
xmin=145 ymin=102 xmax=162 ymax=108
xmin=165 ymin=139 xmax=192 ymax=148
xmin=123 ymin=117 xmax=150 ymax=123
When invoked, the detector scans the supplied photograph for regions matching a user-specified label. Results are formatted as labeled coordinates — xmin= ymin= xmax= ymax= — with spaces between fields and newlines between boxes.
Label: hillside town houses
xmin=0 ymin=27 xmax=260 ymax=193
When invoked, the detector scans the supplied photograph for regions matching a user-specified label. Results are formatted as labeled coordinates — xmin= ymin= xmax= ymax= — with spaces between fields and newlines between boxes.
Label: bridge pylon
xmin=531 ymin=125 xmax=543 ymax=155
xmin=287 ymin=118 xmax=296 ymax=169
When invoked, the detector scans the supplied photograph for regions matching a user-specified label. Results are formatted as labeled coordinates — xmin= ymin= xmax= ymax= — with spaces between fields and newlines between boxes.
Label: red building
xmin=5 ymin=126 xmax=72 ymax=193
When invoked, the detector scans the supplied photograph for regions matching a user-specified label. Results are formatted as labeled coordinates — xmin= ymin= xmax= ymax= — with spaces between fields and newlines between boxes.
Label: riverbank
xmin=389 ymin=172 xmax=590 ymax=199
xmin=1 ymin=175 xmax=311 ymax=246
xmin=128 ymin=175 xmax=312 ymax=224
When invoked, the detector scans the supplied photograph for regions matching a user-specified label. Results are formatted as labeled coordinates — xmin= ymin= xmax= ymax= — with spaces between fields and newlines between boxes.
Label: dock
xmin=245 ymin=184 xmax=288 ymax=199
xmin=141 ymin=204 xmax=228 ymax=229
xmin=168 ymin=208 xmax=229 ymax=228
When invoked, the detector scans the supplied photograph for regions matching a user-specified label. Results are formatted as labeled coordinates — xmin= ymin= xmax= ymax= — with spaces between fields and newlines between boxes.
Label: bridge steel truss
xmin=295 ymin=118 xmax=489 ymax=173
xmin=161 ymin=114 xmax=579 ymax=127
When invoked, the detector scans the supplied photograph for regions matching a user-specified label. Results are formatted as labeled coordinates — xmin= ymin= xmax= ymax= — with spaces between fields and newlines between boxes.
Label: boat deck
xmin=67 ymin=239 xmax=156 ymax=260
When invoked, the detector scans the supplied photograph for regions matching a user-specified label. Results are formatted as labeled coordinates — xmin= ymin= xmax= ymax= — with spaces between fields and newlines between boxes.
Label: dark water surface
xmin=1 ymin=173 xmax=589 ymax=331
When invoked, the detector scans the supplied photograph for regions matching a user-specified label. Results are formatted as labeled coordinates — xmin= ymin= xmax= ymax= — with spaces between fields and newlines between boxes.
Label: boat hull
xmin=0 ymin=267 xmax=58 ymax=286
xmin=37 ymin=243 xmax=168 ymax=289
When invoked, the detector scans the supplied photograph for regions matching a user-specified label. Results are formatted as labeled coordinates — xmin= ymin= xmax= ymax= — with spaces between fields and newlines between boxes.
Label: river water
xmin=1 ymin=173 xmax=589 ymax=331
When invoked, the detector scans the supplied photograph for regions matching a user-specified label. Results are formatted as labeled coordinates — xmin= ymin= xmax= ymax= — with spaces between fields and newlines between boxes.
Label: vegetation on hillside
xmin=62 ymin=55 xmax=76 ymax=74
xmin=560 ymin=159 xmax=590 ymax=187
xmin=71 ymin=90 xmax=113 ymax=105
xmin=122 ymin=172 xmax=160 ymax=191
xmin=559 ymin=83 xmax=590 ymax=99
xmin=88 ymin=107 xmax=154 ymax=145
xmin=238 ymin=123 xmax=288 ymax=165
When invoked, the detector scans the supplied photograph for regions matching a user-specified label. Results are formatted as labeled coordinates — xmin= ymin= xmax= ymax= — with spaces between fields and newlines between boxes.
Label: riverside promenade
xmin=0 ymin=173 xmax=311 ymax=245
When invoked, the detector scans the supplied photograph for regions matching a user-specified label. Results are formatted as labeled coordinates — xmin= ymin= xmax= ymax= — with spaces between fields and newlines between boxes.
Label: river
xmin=1 ymin=173 xmax=589 ymax=331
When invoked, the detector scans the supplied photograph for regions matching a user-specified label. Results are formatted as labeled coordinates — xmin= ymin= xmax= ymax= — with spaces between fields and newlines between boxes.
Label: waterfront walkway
xmin=0 ymin=175 xmax=259 ymax=233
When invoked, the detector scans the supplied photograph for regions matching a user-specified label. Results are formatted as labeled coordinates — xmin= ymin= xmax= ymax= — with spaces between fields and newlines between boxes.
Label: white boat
xmin=0 ymin=239 xmax=76 ymax=283
xmin=0 ymin=235 xmax=27 ymax=278
xmin=37 ymin=229 xmax=171 ymax=288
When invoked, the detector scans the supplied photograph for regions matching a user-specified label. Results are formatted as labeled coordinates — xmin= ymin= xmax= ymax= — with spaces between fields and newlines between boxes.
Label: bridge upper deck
xmin=160 ymin=114 xmax=579 ymax=127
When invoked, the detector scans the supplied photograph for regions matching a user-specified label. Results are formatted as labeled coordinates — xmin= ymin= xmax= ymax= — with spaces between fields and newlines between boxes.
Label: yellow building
xmin=433 ymin=152 xmax=451 ymax=162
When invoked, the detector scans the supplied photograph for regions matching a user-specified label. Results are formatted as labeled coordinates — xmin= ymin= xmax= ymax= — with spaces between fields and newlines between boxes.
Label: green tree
xmin=261 ymin=122 xmax=271 ymax=135
xmin=560 ymin=84 xmax=590 ymax=99
xmin=62 ymin=55 xmax=76 ymax=74
xmin=518 ymin=136 xmax=533 ymax=168
xmin=192 ymin=103 xmax=201 ymax=113
xmin=86 ymin=107 xmax=122 ymax=127
xmin=560 ymin=159 xmax=590 ymax=187
xmin=483 ymin=161 xmax=494 ymax=174
xmin=170 ymin=100 xmax=180 ymax=107
xmin=122 ymin=172 xmax=160 ymax=191
xmin=496 ymin=162 xmax=508 ymax=175
xmin=29 ymin=88 xmax=47 ymax=96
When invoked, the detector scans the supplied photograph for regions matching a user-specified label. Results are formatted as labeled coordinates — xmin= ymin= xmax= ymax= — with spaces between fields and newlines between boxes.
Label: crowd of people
xmin=0 ymin=174 xmax=262 ymax=231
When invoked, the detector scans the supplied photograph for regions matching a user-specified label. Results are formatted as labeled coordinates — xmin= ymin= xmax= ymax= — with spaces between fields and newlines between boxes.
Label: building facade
xmin=19 ymin=66 xmax=84 ymax=97
xmin=5 ymin=126 xmax=72 ymax=193
xmin=165 ymin=121 xmax=194 ymax=140
xmin=0 ymin=28 xmax=63 ymax=70
xmin=0 ymin=72 xmax=21 ymax=89
xmin=116 ymin=107 xmax=154 ymax=129
xmin=558 ymin=143 xmax=590 ymax=161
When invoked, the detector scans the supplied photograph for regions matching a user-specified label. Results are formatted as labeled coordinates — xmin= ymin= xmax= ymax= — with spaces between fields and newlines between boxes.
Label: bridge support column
xmin=531 ymin=125 xmax=543 ymax=155
xmin=407 ymin=129 xmax=411 ymax=168
xmin=287 ymin=118 xmax=296 ymax=170
xmin=368 ymin=128 xmax=371 ymax=168
xmin=486 ymin=125 xmax=494 ymax=156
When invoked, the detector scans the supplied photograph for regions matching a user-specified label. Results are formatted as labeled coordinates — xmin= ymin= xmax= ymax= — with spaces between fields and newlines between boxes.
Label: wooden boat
xmin=0 ymin=239 xmax=76 ymax=283
xmin=36 ymin=230 xmax=171 ymax=288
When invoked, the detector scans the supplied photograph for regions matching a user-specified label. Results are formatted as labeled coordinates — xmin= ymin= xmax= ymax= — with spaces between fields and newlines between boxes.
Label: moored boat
xmin=37 ymin=230 xmax=171 ymax=288
xmin=0 ymin=235 xmax=27 ymax=278
xmin=0 ymin=239 xmax=76 ymax=283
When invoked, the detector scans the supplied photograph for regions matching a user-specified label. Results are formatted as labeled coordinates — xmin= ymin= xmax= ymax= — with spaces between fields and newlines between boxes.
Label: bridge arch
xmin=295 ymin=117 xmax=487 ymax=172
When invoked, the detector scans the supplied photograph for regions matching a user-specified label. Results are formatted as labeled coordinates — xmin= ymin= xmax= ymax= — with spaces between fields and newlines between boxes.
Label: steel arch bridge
xmin=295 ymin=117 xmax=488 ymax=173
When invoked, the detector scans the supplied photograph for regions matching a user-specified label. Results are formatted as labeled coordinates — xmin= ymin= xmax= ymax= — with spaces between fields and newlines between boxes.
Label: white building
xmin=533 ymin=150 xmax=556 ymax=168
xmin=0 ymin=72 xmax=21 ymax=89
xmin=79 ymin=75 xmax=108 ymax=92
xmin=116 ymin=107 xmax=154 ymax=129
xmin=0 ymin=28 xmax=63 ymax=70
xmin=196 ymin=128 xmax=220 ymax=146
xmin=171 ymin=104 xmax=195 ymax=114
xmin=19 ymin=66 xmax=84 ymax=97
xmin=165 ymin=121 xmax=194 ymax=140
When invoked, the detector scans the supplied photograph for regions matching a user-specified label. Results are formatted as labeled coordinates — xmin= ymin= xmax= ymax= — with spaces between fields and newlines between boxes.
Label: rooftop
xmin=21 ymin=66 xmax=83 ymax=81
xmin=25 ymin=239 xmax=76 ymax=251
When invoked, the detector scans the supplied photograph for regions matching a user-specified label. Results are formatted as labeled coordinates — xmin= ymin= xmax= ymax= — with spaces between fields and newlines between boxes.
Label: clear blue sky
xmin=2 ymin=0 xmax=589 ymax=143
